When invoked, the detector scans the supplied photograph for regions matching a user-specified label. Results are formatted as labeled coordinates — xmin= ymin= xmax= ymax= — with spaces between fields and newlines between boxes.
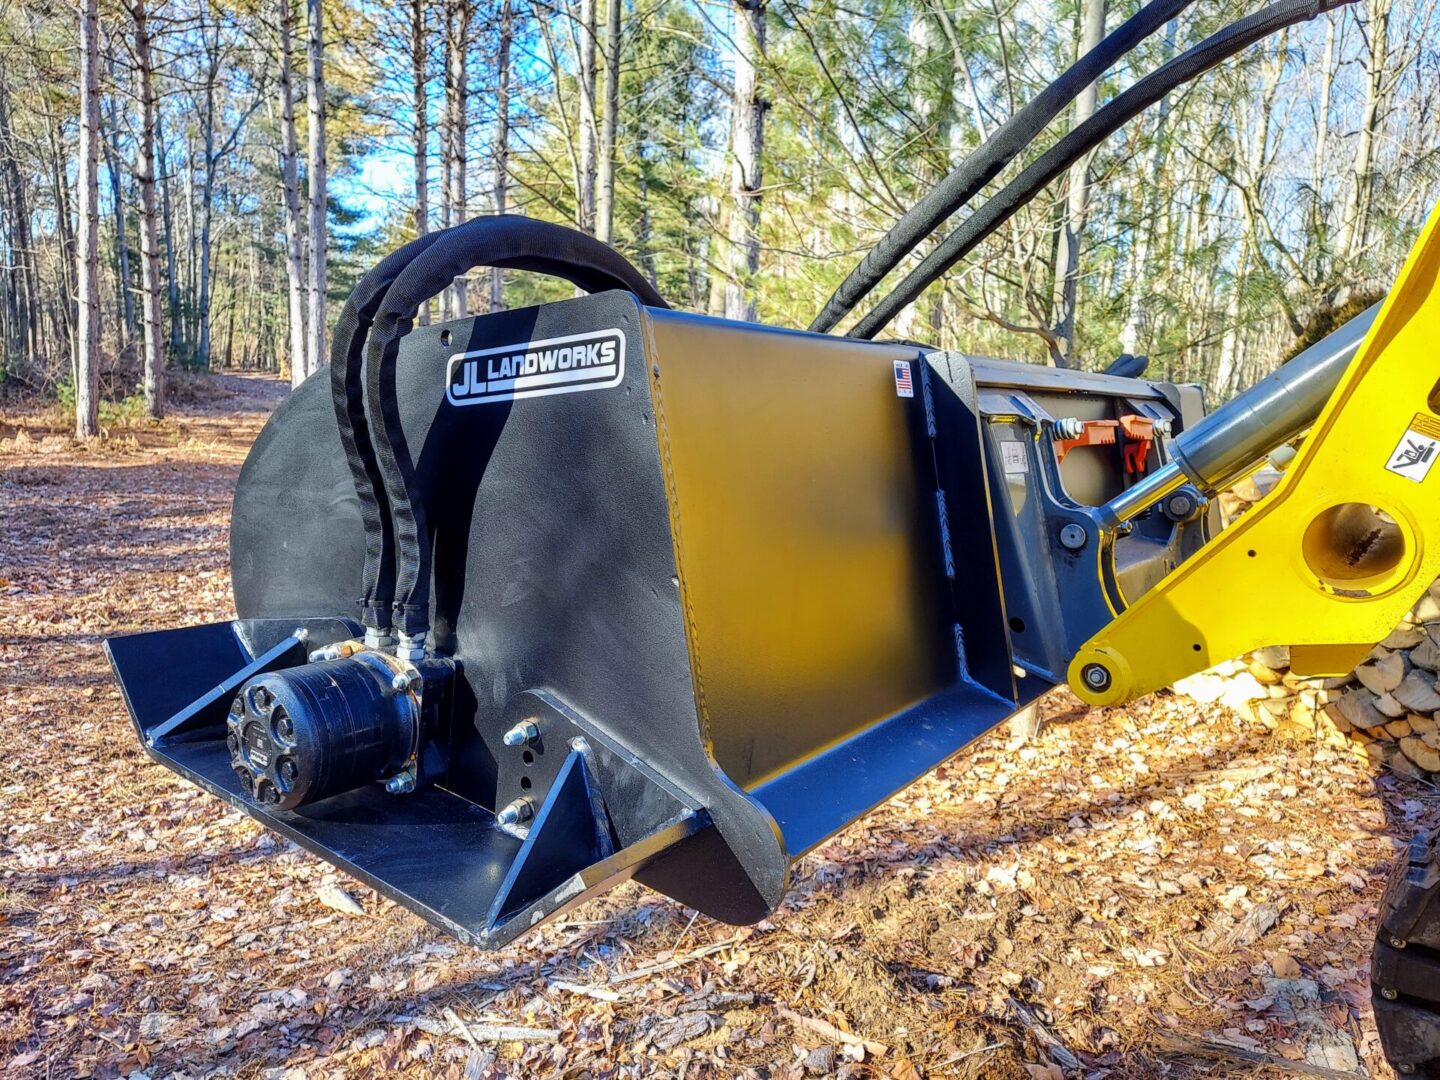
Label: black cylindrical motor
xmin=226 ymin=653 xmax=417 ymax=810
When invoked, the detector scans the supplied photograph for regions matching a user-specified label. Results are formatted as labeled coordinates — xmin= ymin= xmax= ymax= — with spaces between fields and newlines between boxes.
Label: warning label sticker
xmin=893 ymin=359 xmax=914 ymax=398
xmin=446 ymin=329 xmax=626 ymax=407
xmin=1000 ymin=440 xmax=1027 ymax=474
xmin=1384 ymin=412 xmax=1440 ymax=483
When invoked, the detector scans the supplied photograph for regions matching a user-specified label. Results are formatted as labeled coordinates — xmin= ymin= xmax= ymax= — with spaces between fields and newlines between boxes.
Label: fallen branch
xmin=1006 ymin=996 xmax=1081 ymax=1072
xmin=396 ymin=1015 xmax=561 ymax=1044
xmin=550 ymin=979 xmax=623 ymax=1002
xmin=1152 ymin=1033 xmax=1368 ymax=1079
xmin=777 ymin=1006 xmax=889 ymax=1059
xmin=607 ymin=940 xmax=734 ymax=984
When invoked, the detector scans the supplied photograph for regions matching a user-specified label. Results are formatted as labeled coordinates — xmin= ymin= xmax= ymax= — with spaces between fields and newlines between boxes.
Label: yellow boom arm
xmin=1069 ymin=205 xmax=1440 ymax=706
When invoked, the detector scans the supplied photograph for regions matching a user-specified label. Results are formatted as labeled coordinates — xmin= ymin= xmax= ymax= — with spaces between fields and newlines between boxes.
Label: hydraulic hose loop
xmin=808 ymin=0 xmax=1195 ymax=334
xmin=848 ymin=0 xmax=1354 ymax=340
xmin=328 ymin=230 xmax=449 ymax=635
xmin=363 ymin=214 xmax=669 ymax=642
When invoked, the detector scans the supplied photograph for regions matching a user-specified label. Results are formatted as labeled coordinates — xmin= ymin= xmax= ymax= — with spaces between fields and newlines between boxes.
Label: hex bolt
xmin=1054 ymin=417 xmax=1084 ymax=440
xmin=496 ymin=798 xmax=534 ymax=827
xmin=391 ymin=670 xmax=419 ymax=692
xmin=503 ymin=720 xmax=539 ymax=747
xmin=1154 ymin=418 xmax=1174 ymax=438
xmin=1380 ymin=987 xmax=1399 ymax=1001
xmin=1081 ymin=663 xmax=1112 ymax=692
xmin=1059 ymin=523 xmax=1087 ymax=551
xmin=385 ymin=769 xmax=416 ymax=795
xmin=293 ymin=627 xmax=310 ymax=643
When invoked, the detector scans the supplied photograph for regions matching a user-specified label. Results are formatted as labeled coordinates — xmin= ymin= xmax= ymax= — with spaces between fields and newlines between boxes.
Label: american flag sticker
xmin=893 ymin=359 xmax=914 ymax=398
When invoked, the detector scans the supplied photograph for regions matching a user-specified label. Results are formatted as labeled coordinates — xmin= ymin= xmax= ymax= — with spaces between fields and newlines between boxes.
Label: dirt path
xmin=1 ymin=375 xmax=1434 ymax=1079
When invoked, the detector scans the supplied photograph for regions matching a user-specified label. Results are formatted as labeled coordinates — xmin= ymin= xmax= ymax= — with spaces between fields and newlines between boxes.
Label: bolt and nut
xmin=385 ymin=769 xmax=417 ymax=795
xmin=497 ymin=798 xmax=534 ymax=827
xmin=1081 ymin=663 xmax=1112 ymax=692
xmin=503 ymin=720 xmax=540 ymax=747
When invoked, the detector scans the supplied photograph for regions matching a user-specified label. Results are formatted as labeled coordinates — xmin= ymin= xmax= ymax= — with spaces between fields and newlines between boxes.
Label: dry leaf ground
xmin=2 ymin=375 xmax=1436 ymax=1079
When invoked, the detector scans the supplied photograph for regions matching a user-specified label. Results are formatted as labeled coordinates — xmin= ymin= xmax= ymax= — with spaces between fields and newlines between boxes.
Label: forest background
xmin=1 ymin=0 xmax=1436 ymax=432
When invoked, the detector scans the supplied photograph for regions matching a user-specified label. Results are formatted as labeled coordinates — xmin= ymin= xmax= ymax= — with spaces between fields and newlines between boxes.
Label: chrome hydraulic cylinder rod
xmin=1100 ymin=303 xmax=1379 ymax=527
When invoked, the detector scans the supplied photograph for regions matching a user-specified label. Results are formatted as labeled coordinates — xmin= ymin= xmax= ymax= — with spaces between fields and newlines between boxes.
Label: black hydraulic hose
xmin=808 ymin=0 xmax=1194 ymax=334
xmin=363 ymin=215 xmax=668 ymax=641
xmin=328 ymin=230 xmax=448 ymax=634
xmin=848 ymin=0 xmax=1355 ymax=340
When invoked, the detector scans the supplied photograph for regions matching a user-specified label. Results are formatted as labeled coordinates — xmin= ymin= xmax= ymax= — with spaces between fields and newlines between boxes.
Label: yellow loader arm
xmin=1069 ymin=205 xmax=1440 ymax=708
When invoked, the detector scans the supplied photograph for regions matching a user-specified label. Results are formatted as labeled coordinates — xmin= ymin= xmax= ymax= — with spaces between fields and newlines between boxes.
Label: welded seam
xmin=644 ymin=338 xmax=717 ymax=759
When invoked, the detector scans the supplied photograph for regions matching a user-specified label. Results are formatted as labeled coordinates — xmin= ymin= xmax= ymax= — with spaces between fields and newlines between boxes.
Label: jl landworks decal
xmin=446 ymin=329 xmax=626 ymax=406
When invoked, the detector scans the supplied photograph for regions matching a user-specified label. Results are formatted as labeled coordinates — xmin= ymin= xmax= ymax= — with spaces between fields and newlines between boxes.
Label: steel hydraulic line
xmin=807 ymin=0 xmax=1194 ymax=335
xmin=846 ymin=0 xmax=1357 ymax=342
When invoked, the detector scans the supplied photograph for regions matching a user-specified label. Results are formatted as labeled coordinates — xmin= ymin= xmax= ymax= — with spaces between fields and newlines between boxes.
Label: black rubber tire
xmin=1372 ymin=832 xmax=1440 ymax=1077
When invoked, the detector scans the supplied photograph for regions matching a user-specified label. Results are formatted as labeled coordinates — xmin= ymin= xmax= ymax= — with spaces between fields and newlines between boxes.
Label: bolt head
xmin=1165 ymin=493 xmax=1195 ymax=518
xmin=497 ymin=798 xmax=533 ymax=826
xmin=502 ymin=720 xmax=539 ymax=747
xmin=1059 ymin=523 xmax=1087 ymax=550
xmin=385 ymin=771 xmax=415 ymax=795
xmin=1391 ymin=936 xmax=1408 ymax=950
xmin=1381 ymin=987 xmax=1399 ymax=1000
xmin=1081 ymin=663 xmax=1111 ymax=692
xmin=391 ymin=671 xmax=417 ymax=692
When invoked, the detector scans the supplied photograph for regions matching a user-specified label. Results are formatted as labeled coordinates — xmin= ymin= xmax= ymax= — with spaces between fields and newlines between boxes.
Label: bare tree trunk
xmin=1309 ymin=14 xmax=1335 ymax=275
xmin=0 ymin=69 xmax=38 ymax=365
xmin=101 ymin=100 xmax=136 ymax=348
xmin=439 ymin=47 xmax=452 ymax=317
xmin=76 ymin=0 xmax=102 ymax=437
xmin=1119 ymin=17 xmax=1176 ymax=355
xmin=132 ymin=0 xmax=165 ymax=417
xmin=1339 ymin=0 xmax=1390 ymax=261
xmin=595 ymin=0 xmax=620 ymax=244
xmin=306 ymin=0 xmax=328 ymax=374
xmin=637 ymin=163 xmax=656 ymax=285
xmin=1049 ymin=0 xmax=1105 ymax=368
xmin=278 ymin=0 xmax=309 ymax=384
xmin=411 ymin=0 xmax=430 ymax=325
xmin=197 ymin=7 xmax=219 ymax=368
xmin=723 ymin=0 xmax=766 ymax=322
xmin=1212 ymin=246 xmax=1250 ymax=400
xmin=576 ymin=0 xmax=598 ymax=233
xmin=157 ymin=110 xmax=181 ymax=362
xmin=491 ymin=0 xmax=512 ymax=311
xmin=444 ymin=0 xmax=470 ymax=316
xmin=47 ymin=109 xmax=78 ymax=364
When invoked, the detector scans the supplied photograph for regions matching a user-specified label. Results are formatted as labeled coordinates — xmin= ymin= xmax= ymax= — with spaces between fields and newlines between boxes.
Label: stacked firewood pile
xmin=1172 ymin=470 xmax=1440 ymax=780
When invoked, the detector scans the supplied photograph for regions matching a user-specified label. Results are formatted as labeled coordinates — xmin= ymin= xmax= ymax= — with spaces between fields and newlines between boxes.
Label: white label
xmin=893 ymin=359 xmax=914 ymax=398
xmin=446 ymin=329 xmax=626 ymax=407
xmin=1385 ymin=419 xmax=1440 ymax=483
xmin=1000 ymin=440 xmax=1027 ymax=474
xmin=1382 ymin=429 xmax=1440 ymax=483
